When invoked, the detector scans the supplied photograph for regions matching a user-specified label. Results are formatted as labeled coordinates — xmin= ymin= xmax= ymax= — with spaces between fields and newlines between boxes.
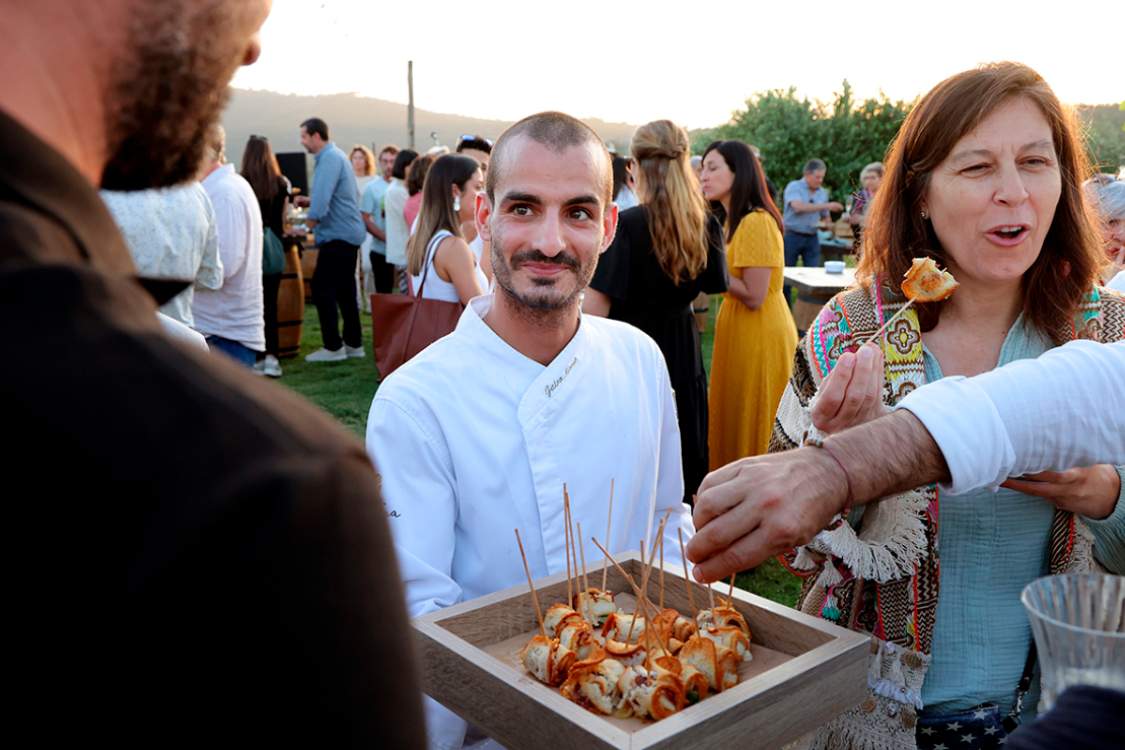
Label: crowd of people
xmin=6 ymin=1 xmax=1123 ymax=748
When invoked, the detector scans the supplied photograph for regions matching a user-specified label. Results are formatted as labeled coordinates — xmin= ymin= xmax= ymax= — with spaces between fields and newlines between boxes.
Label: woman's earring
xmin=920 ymin=210 xmax=927 ymax=219
xmin=454 ymin=196 xmax=461 ymax=212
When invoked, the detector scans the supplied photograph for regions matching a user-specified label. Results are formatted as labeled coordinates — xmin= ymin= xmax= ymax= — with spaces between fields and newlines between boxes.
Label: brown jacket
xmin=1 ymin=108 xmax=425 ymax=747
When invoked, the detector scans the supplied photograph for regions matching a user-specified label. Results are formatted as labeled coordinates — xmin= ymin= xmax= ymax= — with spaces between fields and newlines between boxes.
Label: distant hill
xmin=221 ymin=88 xmax=640 ymax=175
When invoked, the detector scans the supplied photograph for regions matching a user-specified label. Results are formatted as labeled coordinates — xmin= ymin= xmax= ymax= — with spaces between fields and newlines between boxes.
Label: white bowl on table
xmin=824 ymin=260 xmax=846 ymax=274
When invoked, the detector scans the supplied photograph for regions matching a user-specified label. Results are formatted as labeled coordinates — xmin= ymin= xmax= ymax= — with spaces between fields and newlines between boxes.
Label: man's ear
xmin=600 ymin=202 xmax=619 ymax=254
xmin=475 ymin=192 xmax=492 ymax=242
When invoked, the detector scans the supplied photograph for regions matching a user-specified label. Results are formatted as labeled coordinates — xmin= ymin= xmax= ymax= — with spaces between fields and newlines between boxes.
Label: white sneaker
xmin=264 ymin=357 xmax=282 ymax=378
xmin=251 ymin=360 xmax=266 ymax=376
xmin=345 ymin=344 xmax=366 ymax=359
xmin=306 ymin=347 xmax=347 ymax=362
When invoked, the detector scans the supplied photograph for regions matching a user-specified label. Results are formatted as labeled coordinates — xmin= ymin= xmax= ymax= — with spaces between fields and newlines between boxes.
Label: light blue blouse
xmin=918 ymin=314 xmax=1125 ymax=721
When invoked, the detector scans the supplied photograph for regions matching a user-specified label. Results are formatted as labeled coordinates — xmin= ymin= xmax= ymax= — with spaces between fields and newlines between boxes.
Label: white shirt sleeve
xmin=1108 ymin=270 xmax=1125 ymax=293
xmin=194 ymin=190 xmax=223 ymax=291
xmin=366 ymin=395 xmax=469 ymax=750
xmin=210 ymin=194 xmax=250 ymax=285
xmin=897 ymin=339 xmax=1125 ymax=495
xmin=652 ymin=351 xmax=695 ymax=557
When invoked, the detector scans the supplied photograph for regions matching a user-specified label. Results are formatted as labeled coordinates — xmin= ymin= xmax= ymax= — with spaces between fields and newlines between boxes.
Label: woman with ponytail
xmin=583 ymin=120 xmax=728 ymax=505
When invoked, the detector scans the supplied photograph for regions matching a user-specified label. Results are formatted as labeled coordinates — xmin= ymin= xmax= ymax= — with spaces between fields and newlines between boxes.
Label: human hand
xmin=284 ymin=226 xmax=307 ymax=237
xmin=304 ymin=218 xmax=319 ymax=230
xmin=292 ymin=195 xmax=310 ymax=208
xmin=810 ymin=343 xmax=888 ymax=435
xmin=687 ymin=449 xmax=847 ymax=582
xmin=1001 ymin=466 xmax=1122 ymax=520
xmin=827 ymin=201 xmax=844 ymax=213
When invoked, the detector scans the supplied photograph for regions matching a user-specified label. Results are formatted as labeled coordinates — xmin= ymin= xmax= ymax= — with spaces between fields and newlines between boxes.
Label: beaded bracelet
xmin=806 ymin=438 xmax=854 ymax=517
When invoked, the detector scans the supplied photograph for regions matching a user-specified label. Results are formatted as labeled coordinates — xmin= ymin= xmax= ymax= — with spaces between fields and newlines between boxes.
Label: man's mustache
xmin=510 ymin=249 xmax=581 ymax=271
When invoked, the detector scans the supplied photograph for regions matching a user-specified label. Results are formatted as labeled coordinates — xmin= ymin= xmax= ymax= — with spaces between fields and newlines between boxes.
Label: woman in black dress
xmin=583 ymin=120 xmax=728 ymax=505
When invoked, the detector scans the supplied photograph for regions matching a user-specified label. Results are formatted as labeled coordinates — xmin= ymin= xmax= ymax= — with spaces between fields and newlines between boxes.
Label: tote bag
xmin=370 ymin=234 xmax=462 ymax=379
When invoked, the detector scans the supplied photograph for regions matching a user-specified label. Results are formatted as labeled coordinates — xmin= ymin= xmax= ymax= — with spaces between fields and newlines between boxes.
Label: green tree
xmin=1075 ymin=102 xmax=1125 ymax=174
xmin=702 ymin=81 xmax=914 ymax=202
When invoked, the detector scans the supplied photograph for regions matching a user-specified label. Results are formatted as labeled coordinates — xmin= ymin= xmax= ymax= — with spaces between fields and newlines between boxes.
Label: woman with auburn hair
xmin=403 ymin=153 xmax=435 ymax=229
xmin=770 ymin=62 xmax=1125 ymax=750
xmin=583 ymin=120 xmax=728 ymax=505
xmin=700 ymin=139 xmax=798 ymax=468
xmin=404 ymin=154 xmax=486 ymax=304
xmin=240 ymin=135 xmax=291 ymax=378
xmin=350 ymin=144 xmax=377 ymax=193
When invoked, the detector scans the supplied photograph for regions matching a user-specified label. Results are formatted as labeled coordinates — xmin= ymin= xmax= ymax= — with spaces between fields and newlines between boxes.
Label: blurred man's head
xmin=803 ymin=158 xmax=826 ymax=189
xmin=456 ymin=135 xmax=493 ymax=173
xmin=100 ymin=0 xmax=272 ymax=190
xmin=299 ymin=118 xmax=329 ymax=154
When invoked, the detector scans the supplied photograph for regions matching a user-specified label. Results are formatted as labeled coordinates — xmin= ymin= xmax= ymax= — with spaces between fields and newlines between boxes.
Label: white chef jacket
xmin=366 ymin=294 xmax=692 ymax=750
xmin=897 ymin=339 xmax=1125 ymax=495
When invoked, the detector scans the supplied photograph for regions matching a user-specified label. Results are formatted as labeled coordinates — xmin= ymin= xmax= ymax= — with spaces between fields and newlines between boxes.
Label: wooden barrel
xmin=278 ymin=245 xmax=304 ymax=358
xmin=300 ymin=240 xmax=318 ymax=302
xmin=693 ymin=292 xmax=710 ymax=334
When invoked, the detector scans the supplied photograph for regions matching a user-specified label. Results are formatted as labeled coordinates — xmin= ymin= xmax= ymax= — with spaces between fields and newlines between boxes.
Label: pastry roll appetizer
xmin=696 ymin=602 xmax=750 ymax=639
xmin=901 ymin=257 xmax=959 ymax=302
xmin=557 ymin=618 xmax=600 ymax=662
xmin=604 ymin=637 xmax=648 ymax=668
xmin=573 ymin=588 xmax=616 ymax=625
xmin=544 ymin=603 xmax=584 ymax=638
xmin=653 ymin=608 xmax=697 ymax=647
xmin=678 ymin=635 xmax=739 ymax=692
xmin=560 ymin=650 xmax=627 ymax=715
xmin=701 ymin=624 xmax=752 ymax=662
xmin=616 ymin=664 xmax=686 ymax=720
xmin=520 ymin=635 xmax=576 ymax=686
xmin=602 ymin=611 xmax=646 ymax=644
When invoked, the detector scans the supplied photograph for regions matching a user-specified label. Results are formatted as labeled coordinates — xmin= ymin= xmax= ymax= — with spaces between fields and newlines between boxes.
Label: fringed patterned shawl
xmin=771 ymin=281 xmax=1125 ymax=750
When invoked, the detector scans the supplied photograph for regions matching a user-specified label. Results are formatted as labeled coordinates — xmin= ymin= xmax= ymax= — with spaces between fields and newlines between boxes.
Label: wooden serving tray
xmin=412 ymin=551 xmax=869 ymax=750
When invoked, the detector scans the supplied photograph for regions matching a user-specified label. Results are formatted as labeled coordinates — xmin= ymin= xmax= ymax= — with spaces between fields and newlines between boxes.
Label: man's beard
xmin=101 ymin=1 xmax=249 ymax=190
xmin=490 ymin=239 xmax=598 ymax=314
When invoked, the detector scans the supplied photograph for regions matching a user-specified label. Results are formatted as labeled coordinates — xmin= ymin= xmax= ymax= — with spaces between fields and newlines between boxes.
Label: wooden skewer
xmin=677 ymin=527 xmax=699 ymax=624
xmin=659 ymin=533 xmax=665 ymax=613
xmin=727 ymin=573 xmax=737 ymax=607
xmin=577 ymin=521 xmax=590 ymax=594
xmin=591 ymin=536 xmax=642 ymax=595
xmin=707 ymin=581 xmax=715 ymax=613
xmin=566 ymin=490 xmax=581 ymax=606
xmin=865 ymin=297 xmax=916 ymax=346
xmin=563 ymin=485 xmax=573 ymax=609
xmin=626 ymin=540 xmax=645 ymax=646
xmin=602 ymin=478 xmax=614 ymax=591
xmin=515 ymin=528 xmax=546 ymax=639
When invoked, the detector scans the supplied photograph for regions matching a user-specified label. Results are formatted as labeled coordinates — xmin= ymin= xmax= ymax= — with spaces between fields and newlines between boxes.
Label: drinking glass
xmin=1021 ymin=573 xmax=1125 ymax=710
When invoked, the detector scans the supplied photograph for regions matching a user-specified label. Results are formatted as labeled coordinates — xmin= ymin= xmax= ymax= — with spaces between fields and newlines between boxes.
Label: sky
xmin=233 ymin=0 xmax=1124 ymax=129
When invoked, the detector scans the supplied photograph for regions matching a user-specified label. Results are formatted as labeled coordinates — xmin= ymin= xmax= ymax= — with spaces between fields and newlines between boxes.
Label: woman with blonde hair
xmin=350 ymin=145 xmax=377 ymax=195
xmin=770 ymin=62 xmax=1124 ymax=749
xmin=405 ymin=154 xmax=487 ymax=304
xmin=584 ymin=120 xmax=728 ymax=504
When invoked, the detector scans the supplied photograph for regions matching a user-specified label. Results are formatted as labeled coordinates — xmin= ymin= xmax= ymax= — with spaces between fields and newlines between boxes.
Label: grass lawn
xmin=281 ymin=295 xmax=802 ymax=608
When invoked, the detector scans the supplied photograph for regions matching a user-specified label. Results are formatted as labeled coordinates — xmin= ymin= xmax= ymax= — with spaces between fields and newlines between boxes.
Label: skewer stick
xmin=659 ymin=533 xmax=665 ymax=613
xmin=591 ymin=537 xmax=641 ymax=594
xmin=515 ymin=529 xmax=546 ymax=639
xmin=601 ymin=478 xmax=614 ymax=590
xmin=577 ymin=522 xmax=590 ymax=594
xmin=567 ymin=490 xmax=581 ymax=604
xmin=563 ymin=485 xmax=573 ymax=609
xmin=626 ymin=540 xmax=646 ymax=646
xmin=727 ymin=573 xmax=737 ymax=607
xmin=707 ymin=581 xmax=715 ymax=613
xmin=677 ymin=527 xmax=699 ymax=624
xmin=865 ymin=297 xmax=916 ymax=346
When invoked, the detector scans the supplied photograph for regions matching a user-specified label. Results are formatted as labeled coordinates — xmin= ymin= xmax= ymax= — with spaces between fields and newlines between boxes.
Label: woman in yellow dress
xmin=702 ymin=140 xmax=798 ymax=467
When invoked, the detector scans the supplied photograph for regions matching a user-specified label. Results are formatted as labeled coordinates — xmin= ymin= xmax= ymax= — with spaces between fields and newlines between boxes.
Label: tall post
xmin=407 ymin=61 xmax=415 ymax=150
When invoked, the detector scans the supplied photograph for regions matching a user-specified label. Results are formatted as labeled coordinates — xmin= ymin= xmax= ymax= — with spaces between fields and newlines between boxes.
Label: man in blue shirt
xmin=781 ymin=158 xmax=843 ymax=305
xmin=360 ymin=145 xmax=398 ymax=302
xmin=299 ymin=117 xmax=367 ymax=362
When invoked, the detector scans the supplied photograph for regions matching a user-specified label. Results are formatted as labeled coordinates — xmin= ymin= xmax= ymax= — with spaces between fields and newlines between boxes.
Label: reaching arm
xmin=361 ymin=211 xmax=386 ymax=242
xmin=432 ymin=236 xmax=484 ymax=305
xmin=789 ymin=199 xmax=844 ymax=214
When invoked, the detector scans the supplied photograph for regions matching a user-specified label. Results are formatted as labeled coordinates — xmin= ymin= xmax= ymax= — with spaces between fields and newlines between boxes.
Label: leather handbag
xmin=369 ymin=235 xmax=462 ymax=379
xmin=261 ymin=225 xmax=286 ymax=276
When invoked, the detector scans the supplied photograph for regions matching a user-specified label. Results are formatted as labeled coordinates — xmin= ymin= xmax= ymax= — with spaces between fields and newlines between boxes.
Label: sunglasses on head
xmin=250 ymin=134 xmax=268 ymax=141
xmin=459 ymin=134 xmax=493 ymax=148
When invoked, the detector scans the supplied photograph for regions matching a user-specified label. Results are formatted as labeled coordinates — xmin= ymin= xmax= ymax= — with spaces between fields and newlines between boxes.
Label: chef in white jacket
xmin=366 ymin=112 xmax=693 ymax=750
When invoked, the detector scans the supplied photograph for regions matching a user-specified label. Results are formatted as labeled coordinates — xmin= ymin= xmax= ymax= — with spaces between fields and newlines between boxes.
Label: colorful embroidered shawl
xmin=771 ymin=282 xmax=1125 ymax=750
